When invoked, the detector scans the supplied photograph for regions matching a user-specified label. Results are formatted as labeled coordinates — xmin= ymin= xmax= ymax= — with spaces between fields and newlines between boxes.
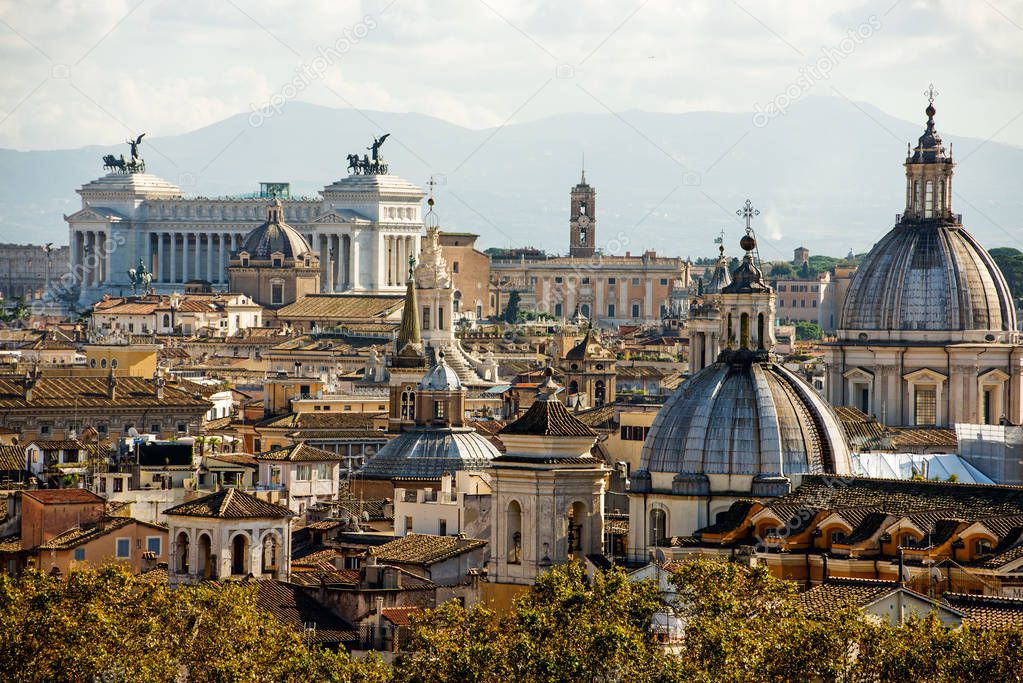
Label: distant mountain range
xmin=2 ymin=97 xmax=1021 ymax=261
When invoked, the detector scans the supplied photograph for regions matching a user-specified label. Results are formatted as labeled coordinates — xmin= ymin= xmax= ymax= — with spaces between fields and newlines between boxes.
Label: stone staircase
xmin=426 ymin=342 xmax=484 ymax=386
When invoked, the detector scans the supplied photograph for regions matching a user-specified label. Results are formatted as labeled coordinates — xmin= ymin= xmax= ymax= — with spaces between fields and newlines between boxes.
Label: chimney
xmin=821 ymin=552 xmax=828 ymax=584
xmin=23 ymin=371 xmax=35 ymax=402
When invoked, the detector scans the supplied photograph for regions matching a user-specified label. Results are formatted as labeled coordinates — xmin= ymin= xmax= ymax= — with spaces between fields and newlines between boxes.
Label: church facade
xmin=65 ymin=138 xmax=424 ymax=305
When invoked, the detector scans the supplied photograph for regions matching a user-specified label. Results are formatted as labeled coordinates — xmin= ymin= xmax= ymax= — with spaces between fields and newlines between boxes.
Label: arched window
xmin=924 ymin=180 xmax=934 ymax=218
xmin=197 ymin=534 xmax=212 ymax=579
xmin=649 ymin=508 xmax=667 ymax=545
xmin=163 ymin=313 xmax=171 ymax=328
xmin=740 ymin=312 xmax=750 ymax=349
xmin=231 ymin=534 xmax=249 ymax=576
xmin=400 ymin=389 xmax=416 ymax=421
xmin=594 ymin=380 xmax=606 ymax=406
xmin=569 ymin=380 xmax=579 ymax=395
xmin=453 ymin=291 xmax=461 ymax=312
xmin=757 ymin=313 xmax=765 ymax=350
xmin=580 ymin=303 xmax=590 ymax=318
xmin=262 ymin=534 xmax=279 ymax=574
xmin=175 ymin=532 xmax=190 ymax=574
xmin=507 ymin=501 xmax=522 ymax=565
xmin=568 ymin=502 xmax=586 ymax=554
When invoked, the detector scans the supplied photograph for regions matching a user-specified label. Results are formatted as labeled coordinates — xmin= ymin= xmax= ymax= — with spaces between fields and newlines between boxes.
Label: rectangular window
xmin=150 ymin=423 xmax=160 ymax=433
xmin=296 ymin=465 xmax=311 ymax=480
xmin=116 ymin=538 xmax=130 ymax=559
xmin=581 ymin=277 xmax=590 ymax=284
xmin=555 ymin=277 xmax=563 ymax=284
xmin=74 ymin=548 xmax=85 ymax=561
xmin=631 ymin=278 xmax=640 ymax=286
xmin=147 ymin=537 xmax=161 ymax=555
xmin=316 ymin=463 xmax=331 ymax=480
xmin=271 ymin=283 xmax=284 ymax=306
xmin=434 ymin=400 xmax=445 ymax=419
xmin=914 ymin=386 xmax=937 ymax=425
xmin=924 ymin=180 xmax=934 ymax=218
xmin=632 ymin=304 xmax=640 ymax=318
xmin=607 ymin=304 xmax=615 ymax=317
xmin=660 ymin=278 xmax=668 ymax=286
xmin=438 ymin=306 xmax=444 ymax=330
xmin=607 ymin=277 xmax=616 ymax=285
xmin=422 ymin=306 xmax=430 ymax=330
xmin=40 ymin=425 xmax=51 ymax=436
xmin=405 ymin=516 xmax=413 ymax=534
xmin=439 ymin=519 xmax=447 ymax=536
xmin=554 ymin=303 xmax=563 ymax=317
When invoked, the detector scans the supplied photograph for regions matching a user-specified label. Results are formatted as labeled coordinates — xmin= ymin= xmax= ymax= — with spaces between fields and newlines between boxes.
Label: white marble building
xmin=66 ymin=168 xmax=425 ymax=305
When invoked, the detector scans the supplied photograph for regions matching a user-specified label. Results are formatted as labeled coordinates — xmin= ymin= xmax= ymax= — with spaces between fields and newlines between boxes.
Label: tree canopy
xmin=990 ymin=247 xmax=1023 ymax=301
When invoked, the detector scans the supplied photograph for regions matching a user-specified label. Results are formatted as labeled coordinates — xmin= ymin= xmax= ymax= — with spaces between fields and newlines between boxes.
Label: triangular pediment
xmin=65 ymin=206 xmax=126 ymax=223
xmin=311 ymin=209 xmax=369 ymax=224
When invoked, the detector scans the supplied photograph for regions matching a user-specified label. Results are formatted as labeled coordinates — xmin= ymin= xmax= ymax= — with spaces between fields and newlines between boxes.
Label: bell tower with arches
xmin=569 ymin=169 xmax=596 ymax=258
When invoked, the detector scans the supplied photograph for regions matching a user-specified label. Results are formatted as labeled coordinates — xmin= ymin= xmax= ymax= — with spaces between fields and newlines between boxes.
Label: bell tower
xmin=569 ymin=169 xmax=596 ymax=258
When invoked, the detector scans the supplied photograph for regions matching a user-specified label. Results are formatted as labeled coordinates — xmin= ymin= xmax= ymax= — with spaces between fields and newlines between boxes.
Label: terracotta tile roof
xmin=28 ymin=440 xmax=84 ymax=451
xmin=257 ymin=412 xmax=387 ymax=431
xmin=163 ymin=488 xmax=293 ymax=519
xmin=573 ymin=404 xmax=617 ymax=431
xmin=696 ymin=500 xmax=761 ymax=536
xmin=380 ymin=606 xmax=421 ymax=627
xmin=888 ymin=427 xmax=958 ymax=449
xmin=206 ymin=453 xmax=259 ymax=468
xmin=942 ymin=593 xmax=1023 ymax=629
xmin=289 ymin=567 xmax=359 ymax=586
xmin=38 ymin=517 xmax=164 ymax=550
xmin=499 ymin=397 xmax=597 ymax=437
xmin=275 ymin=294 xmax=404 ymax=321
xmin=23 ymin=489 xmax=103 ymax=505
xmin=0 ymin=377 xmax=210 ymax=410
xmin=797 ymin=579 xmax=900 ymax=617
xmin=564 ymin=329 xmax=616 ymax=361
xmin=373 ymin=533 xmax=487 ymax=566
xmin=0 ymin=535 xmax=22 ymax=552
xmin=254 ymin=579 xmax=357 ymax=644
xmin=772 ymin=476 xmax=1023 ymax=520
xmin=254 ymin=442 xmax=341 ymax=463
xmin=0 ymin=445 xmax=25 ymax=471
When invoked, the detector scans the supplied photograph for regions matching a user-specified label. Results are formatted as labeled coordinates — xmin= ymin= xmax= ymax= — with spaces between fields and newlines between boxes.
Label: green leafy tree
xmin=794 ymin=320 xmax=824 ymax=340
xmin=502 ymin=291 xmax=521 ymax=324
xmin=990 ymin=247 xmax=1023 ymax=301
xmin=768 ymin=262 xmax=796 ymax=278
xmin=0 ymin=564 xmax=384 ymax=683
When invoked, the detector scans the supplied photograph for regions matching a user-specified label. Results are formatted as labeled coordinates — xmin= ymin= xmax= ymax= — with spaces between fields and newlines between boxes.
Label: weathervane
xmin=737 ymin=199 xmax=759 ymax=231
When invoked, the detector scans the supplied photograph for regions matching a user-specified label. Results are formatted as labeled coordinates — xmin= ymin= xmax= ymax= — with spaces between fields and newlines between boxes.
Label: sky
xmin=1 ymin=0 xmax=1023 ymax=152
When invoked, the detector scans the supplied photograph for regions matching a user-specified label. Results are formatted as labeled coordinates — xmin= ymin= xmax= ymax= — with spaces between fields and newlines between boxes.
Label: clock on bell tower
xmin=569 ymin=169 xmax=596 ymax=258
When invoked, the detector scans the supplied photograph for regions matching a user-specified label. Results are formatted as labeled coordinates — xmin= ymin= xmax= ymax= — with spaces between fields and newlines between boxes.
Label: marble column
xmin=350 ymin=235 xmax=360 ymax=290
xmin=182 ymin=231 xmax=190 ymax=282
xmin=206 ymin=234 xmax=214 ymax=283
xmin=218 ymin=235 xmax=225 ymax=284
xmin=170 ymin=233 xmax=178 ymax=284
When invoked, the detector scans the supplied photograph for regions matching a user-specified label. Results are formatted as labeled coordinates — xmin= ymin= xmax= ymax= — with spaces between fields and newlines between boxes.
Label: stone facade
xmin=0 ymin=243 xmax=69 ymax=302
xmin=437 ymin=231 xmax=495 ymax=321
xmin=66 ymin=168 xmax=424 ymax=305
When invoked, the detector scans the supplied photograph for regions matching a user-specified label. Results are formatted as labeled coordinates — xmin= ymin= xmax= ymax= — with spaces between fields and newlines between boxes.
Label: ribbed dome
xmin=357 ymin=427 xmax=500 ymax=480
xmin=840 ymin=223 xmax=1016 ymax=333
xmin=239 ymin=200 xmax=312 ymax=260
xmin=419 ymin=351 xmax=462 ymax=391
xmin=640 ymin=353 xmax=851 ymax=480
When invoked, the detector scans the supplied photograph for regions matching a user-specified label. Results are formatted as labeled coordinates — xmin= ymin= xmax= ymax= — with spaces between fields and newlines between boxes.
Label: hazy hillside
xmin=2 ymin=97 xmax=1020 ymax=260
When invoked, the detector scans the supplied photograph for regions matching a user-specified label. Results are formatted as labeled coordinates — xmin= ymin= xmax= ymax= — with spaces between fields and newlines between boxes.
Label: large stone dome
xmin=240 ymin=199 xmax=312 ymax=259
xmin=357 ymin=427 xmax=500 ymax=480
xmin=840 ymin=223 xmax=1016 ymax=334
xmin=638 ymin=352 xmax=851 ymax=489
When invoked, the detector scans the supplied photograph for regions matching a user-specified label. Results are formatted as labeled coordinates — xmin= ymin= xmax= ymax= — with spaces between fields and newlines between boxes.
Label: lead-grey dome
xmin=240 ymin=199 xmax=312 ymax=259
xmin=357 ymin=427 xmax=500 ymax=480
xmin=840 ymin=223 xmax=1016 ymax=332
xmin=639 ymin=352 xmax=851 ymax=481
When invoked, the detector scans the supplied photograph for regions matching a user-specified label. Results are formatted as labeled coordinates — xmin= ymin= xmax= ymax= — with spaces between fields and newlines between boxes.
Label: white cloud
xmin=0 ymin=0 xmax=1021 ymax=149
